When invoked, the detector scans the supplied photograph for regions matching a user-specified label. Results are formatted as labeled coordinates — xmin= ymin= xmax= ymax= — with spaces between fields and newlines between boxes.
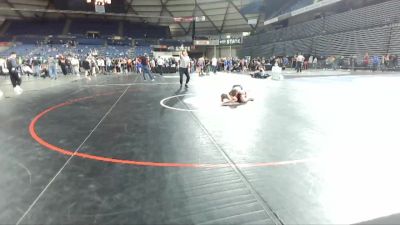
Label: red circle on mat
xmin=29 ymin=92 xmax=316 ymax=168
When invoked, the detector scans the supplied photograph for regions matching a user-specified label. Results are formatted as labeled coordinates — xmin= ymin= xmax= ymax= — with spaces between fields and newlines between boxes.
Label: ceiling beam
xmin=185 ymin=0 xmax=198 ymax=36
xmin=4 ymin=0 xmax=27 ymax=19
xmin=253 ymin=13 xmax=262 ymax=31
xmin=127 ymin=0 xmax=147 ymax=23
xmin=219 ymin=2 xmax=230 ymax=33
xmin=195 ymin=3 xmax=221 ymax=34
xmin=41 ymin=0 xmax=54 ymax=19
xmin=226 ymin=0 xmax=255 ymax=30
xmin=125 ymin=0 xmax=135 ymax=20
xmin=160 ymin=0 xmax=188 ymax=34
xmin=119 ymin=0 xmax=231 ymax=8
xmin=157 ymin=0 xmax=168 ymax=25
xmin=0 ymin=7 xmax=173 ymax=19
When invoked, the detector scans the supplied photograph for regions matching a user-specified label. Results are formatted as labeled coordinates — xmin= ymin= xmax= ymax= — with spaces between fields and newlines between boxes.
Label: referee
xmin=179 ymin=50 xmax=191 ymax=88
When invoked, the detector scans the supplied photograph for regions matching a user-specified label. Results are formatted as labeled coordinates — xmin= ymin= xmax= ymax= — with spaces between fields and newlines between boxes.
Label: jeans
xmin=296 ymin=62 xmax=303 ymax=73
xmin=49 ymin=66 xmax=57 ymax=79
xmin=33 ymin=65 xmax=41 ymax=76
xmin=142 ymin=66 xmax=154 ymax=80
xmin=179 ymin=67 xmax=190 ymax=85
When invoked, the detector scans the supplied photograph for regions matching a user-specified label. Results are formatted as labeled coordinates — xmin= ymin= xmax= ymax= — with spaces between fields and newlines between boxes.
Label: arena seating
xmin=389 ymin=24 xmax=400 ymax=55
xmin=0 ymin=36 xmax=12 ymax=42
xmin=69 ymin=20 xmax=119 ymax=36
xmin=0 ymin=44 xmax=38 ymax=57
xmin=3 ymin=20 xmax=169 ymax=40
xmin=241 ymin=0 xmax=400 ymax=58
xmin=133 ymin=46 xmax=152 ymax=57
xmin=123 ymin=22 xmax=169 ymax=39
xmin=5 ymin=21 xmax=65 ymax=36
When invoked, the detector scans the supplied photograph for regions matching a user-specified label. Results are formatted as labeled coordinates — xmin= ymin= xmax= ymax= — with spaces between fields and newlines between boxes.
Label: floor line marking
xmin=30 ymin=92 xmax=317 ymax=168
xmin=175 ymin=95 xmax=285 ymax=225
xmin=16 ymin=86 xmax=130 ymax=225
xmin=160 ymin=94 xmax=198 ymax=112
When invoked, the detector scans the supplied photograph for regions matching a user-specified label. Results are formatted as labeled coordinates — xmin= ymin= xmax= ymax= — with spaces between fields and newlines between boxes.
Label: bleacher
xmin=315 ymin=26 xmax=391 ymax=57
xmin=5 ymin=20 xmax=65 ymax=36
xmin=133 ymin=46 xmax=152 ymax=57
xmin=389 ymin=24 xmax=400 ymax=55
xmin=123 ymin=22 xmax=169 ymax=39
xmin=325 ymin=0 xmax=400 ymax=34
xmin=0 ymin=17 xmax=173 ymax=59
xmin=3 ymin=19 xmax=169 ymax=40
xmin=69 ymin=20 xmax=119 ymax=36
xmin=0 ymin=44 xmax=38 ymax=57
xmin=241 ymin=0 xmax=400 ymax=58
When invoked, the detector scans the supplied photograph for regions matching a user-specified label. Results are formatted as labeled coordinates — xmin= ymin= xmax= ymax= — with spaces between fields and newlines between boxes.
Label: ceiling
xmin=0 ymin=0 xmax=286 ymax=36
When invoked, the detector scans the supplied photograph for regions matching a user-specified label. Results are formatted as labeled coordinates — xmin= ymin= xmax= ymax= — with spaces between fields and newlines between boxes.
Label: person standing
xmin=211 ymin=57 xmax=218 ymax=74
xmin=197 ymin=56 xmax=205 ymax=76
xmin=308 ymin=55 xmax=314 ymax=69
xmin=32 ymin=56 xmax=41 ymax=77
xmin=157 ymin=56 xmax=164 ymax=76
xmin=48 ymin=56 xmax=58 ymax=80
xmin=296 ymin=53 xmax=305 ymax=73
xmin=7 ymin=52 xmax=23 ymax=95
xmin=58 ymin=55 xmax=68 ymax=76
xmin=71 ymin=55 xmax=80 ymax=77
xmin=179 ymin=50 xmax=191 ymax=88
xmin=140 ymin=55 xmax=154 ymax=81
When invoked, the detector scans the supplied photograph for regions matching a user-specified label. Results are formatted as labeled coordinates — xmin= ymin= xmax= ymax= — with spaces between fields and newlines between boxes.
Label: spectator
xmin=211 ymin=57 xmax=218 ymax=74
xmin=140 ymin=55 xmax=154 ymax=81
xmin=48 ymin=56 xmax=58 ymax=80
xmin=157 ymin=56 xmax=164 ymax=76
xmin=296 ymin=54 xmax=305 ymax=73
xmin=71 ymin=56 xmax=80 ymax=76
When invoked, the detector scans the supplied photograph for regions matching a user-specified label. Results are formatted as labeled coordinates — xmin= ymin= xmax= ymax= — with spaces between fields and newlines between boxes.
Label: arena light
xmin=86 ymin=0 xmax=112 ymax=5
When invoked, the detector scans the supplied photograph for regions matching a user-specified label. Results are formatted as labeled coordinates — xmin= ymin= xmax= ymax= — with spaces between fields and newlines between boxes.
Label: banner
xmin=219 ymin=38 xmax=241 ymax=45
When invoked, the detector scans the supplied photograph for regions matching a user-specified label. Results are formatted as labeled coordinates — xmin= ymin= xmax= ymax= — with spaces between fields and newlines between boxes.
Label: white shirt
xmin=308 ymin=56 xmax=314 ymax=63
xmin=97 ymin=59 xmax=105 ymax=67
xmin=297 ymin=55 xmax=305 ymax=62
xmin=71 ymin=58 xmax=80 ymax=66
xmin=180 ymin=56 xmax=190 ymax=68
xmin=0 ymin=58 xmax=5 ymax=69
xmin=157 ymin=58 xmax=164 ymax=66
xmin=212 ymin=57 xmax=218 ymax=66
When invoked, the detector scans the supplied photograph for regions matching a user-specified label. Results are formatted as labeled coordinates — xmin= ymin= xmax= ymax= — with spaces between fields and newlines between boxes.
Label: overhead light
xmin=86 ymin=0 xmax=112 ymax=4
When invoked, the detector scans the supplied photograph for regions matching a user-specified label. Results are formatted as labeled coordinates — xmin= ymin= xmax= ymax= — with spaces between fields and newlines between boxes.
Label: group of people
xmin=0 ymin=50 xmax=253 ymax=105
xmin=0 ymin=50 xmax=194 ymax=98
